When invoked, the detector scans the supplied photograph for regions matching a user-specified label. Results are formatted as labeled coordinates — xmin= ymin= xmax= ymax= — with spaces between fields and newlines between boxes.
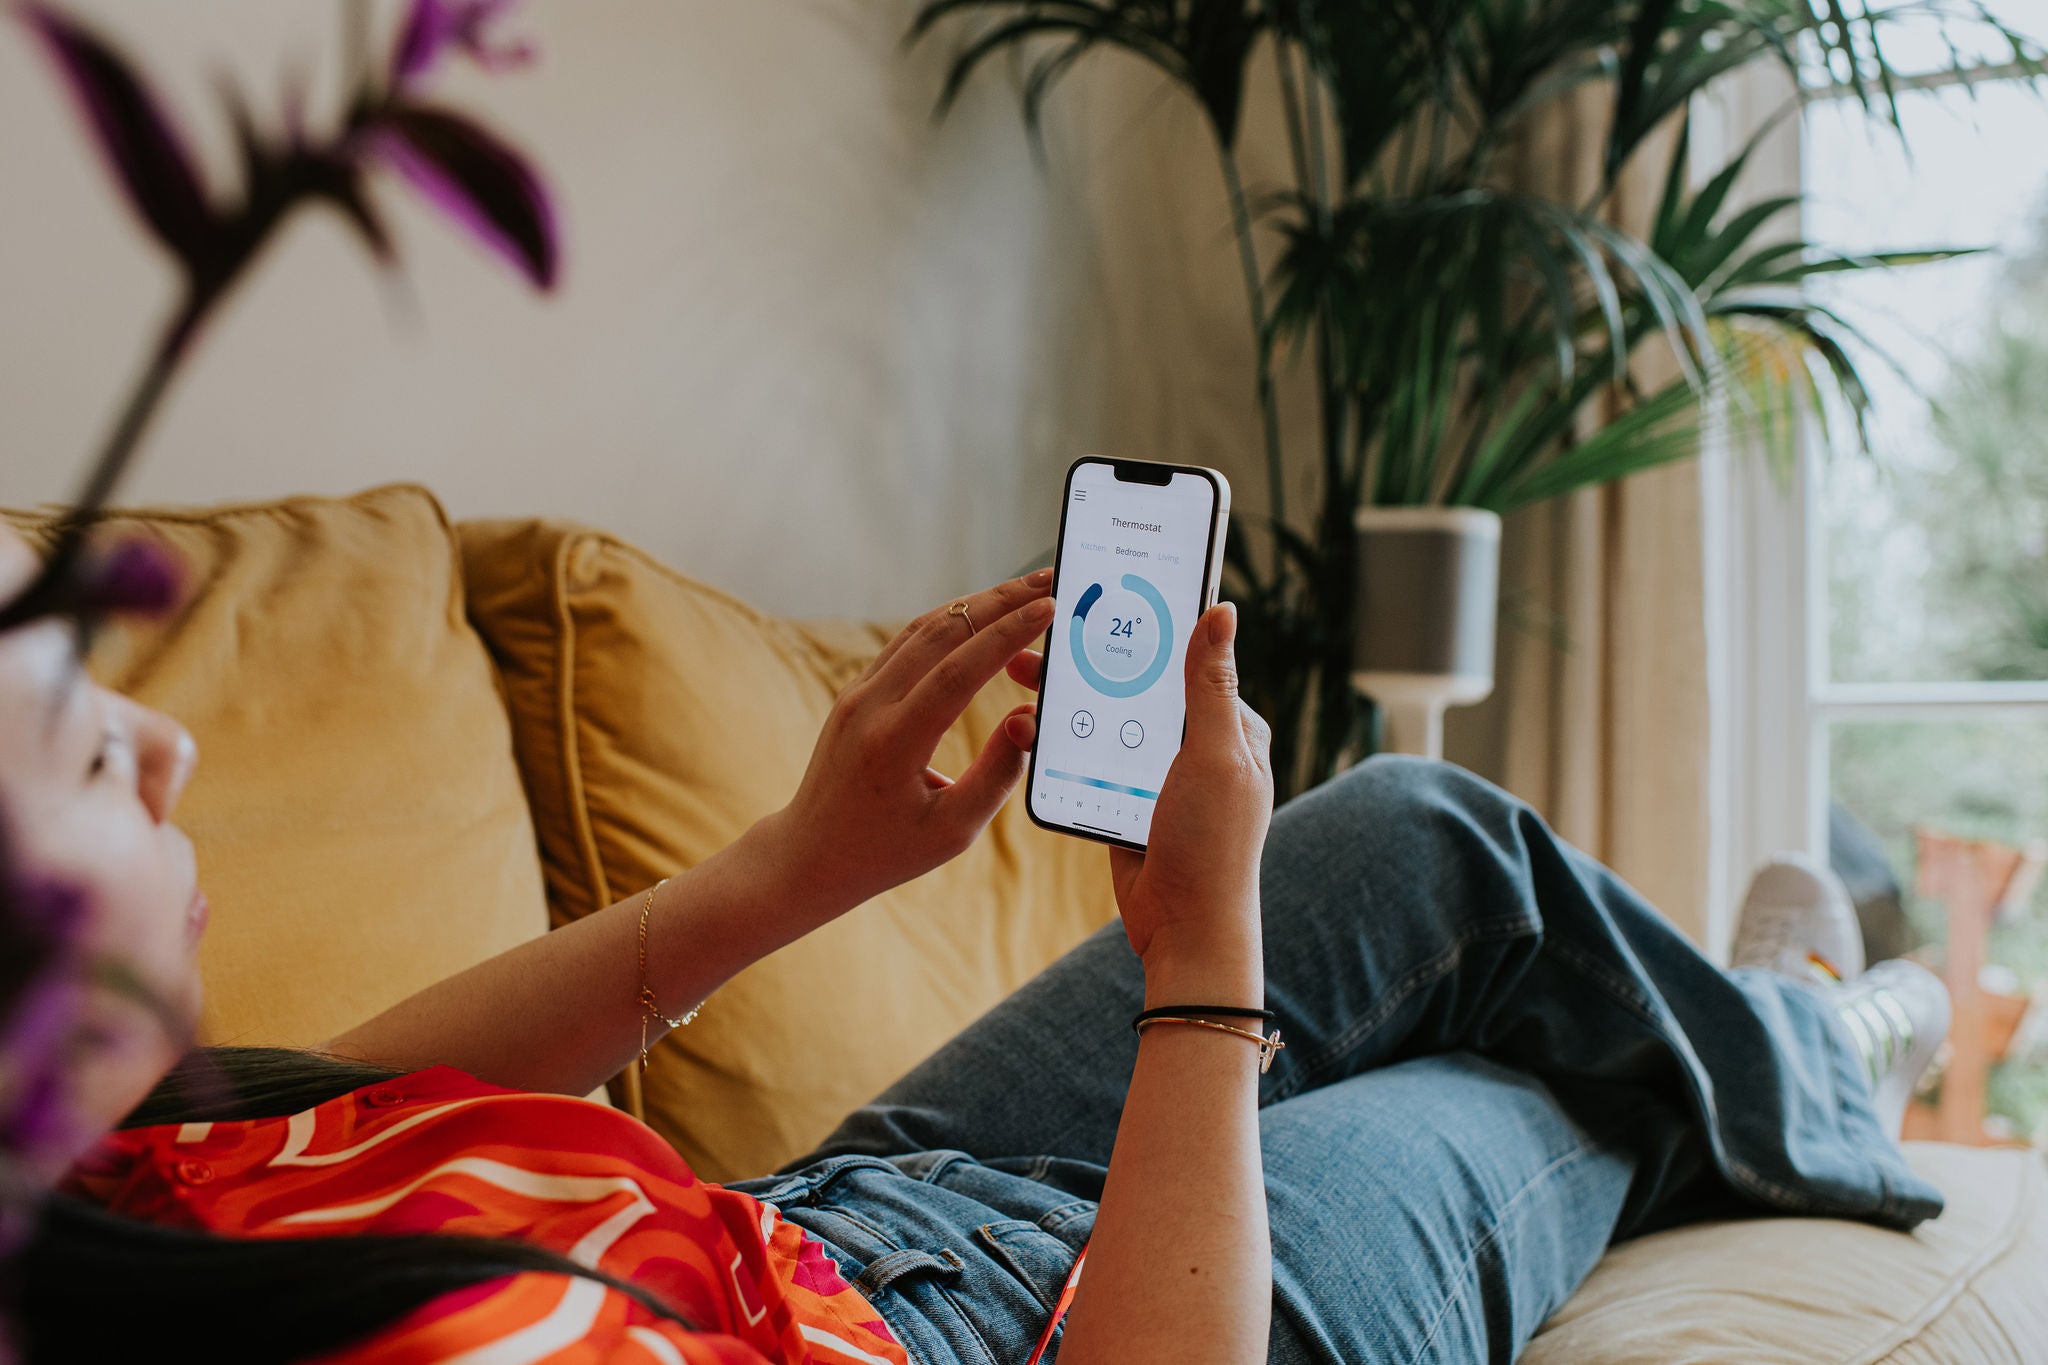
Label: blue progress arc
xmin=1069 ymin=573 xmax=1173 ymax=699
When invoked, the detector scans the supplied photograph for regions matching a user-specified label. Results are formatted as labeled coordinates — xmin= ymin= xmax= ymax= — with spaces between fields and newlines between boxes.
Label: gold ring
xmin=948 ymin=600 xmax=976 ymax=635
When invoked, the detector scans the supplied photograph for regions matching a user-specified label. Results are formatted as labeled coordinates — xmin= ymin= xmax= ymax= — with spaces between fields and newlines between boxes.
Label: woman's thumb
xmin=1183 ymin=602 xmax=1241 ymax=740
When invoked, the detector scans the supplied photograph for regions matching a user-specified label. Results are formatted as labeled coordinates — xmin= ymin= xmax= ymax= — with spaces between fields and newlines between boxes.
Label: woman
xmin=1 ymin=519 xmax=1946 ymax=1364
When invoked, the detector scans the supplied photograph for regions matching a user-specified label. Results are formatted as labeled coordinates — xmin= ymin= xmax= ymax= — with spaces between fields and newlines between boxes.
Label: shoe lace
xmin=1838 ymin=986 xmax=1918 ymax=1087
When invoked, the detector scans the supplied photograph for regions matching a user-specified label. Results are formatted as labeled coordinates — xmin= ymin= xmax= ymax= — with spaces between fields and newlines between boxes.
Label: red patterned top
xmin=65 ymin=1066 xmax=910 ymax=1365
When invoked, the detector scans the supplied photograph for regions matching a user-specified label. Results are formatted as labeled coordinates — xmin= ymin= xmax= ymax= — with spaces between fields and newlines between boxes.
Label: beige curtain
xmin=1443 ymin=88 xmax=1715 ymax=944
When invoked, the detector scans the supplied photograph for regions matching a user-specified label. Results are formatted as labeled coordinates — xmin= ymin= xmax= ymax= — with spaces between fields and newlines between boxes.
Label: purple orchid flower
xmin=393 ymin=0 xmax=536 ymax=86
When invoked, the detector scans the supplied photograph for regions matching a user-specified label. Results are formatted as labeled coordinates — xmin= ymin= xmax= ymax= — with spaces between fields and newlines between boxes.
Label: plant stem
xmin=1273 ymin=35 xmax=1314 ymax=210
xmin=1219 ymin=146 xmax=1288 ymax=579
xmin=1300 ymin=36 xmax=1330 ymax=210
xmin=1394 ymin=115 xmax=1417 ymax=197
xmin=1318 ymin=312 xmax=1343 ymax=503
xmin=3 ymin=289 xmax=211 ymax=631
xmin=74 ymin=292 xmax=208 ymax=512
xmin=1311 ymin=477 xmax=1359 ymax=784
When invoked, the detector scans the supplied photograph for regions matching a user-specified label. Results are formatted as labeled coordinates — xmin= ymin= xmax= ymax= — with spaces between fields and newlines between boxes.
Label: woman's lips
xmin=186 ymin=890 xmax=209 ymax=942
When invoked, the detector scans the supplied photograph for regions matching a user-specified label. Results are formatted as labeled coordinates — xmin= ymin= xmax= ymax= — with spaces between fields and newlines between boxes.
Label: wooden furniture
xmin=1904 ymin=827 xmax=2045 ymax=1147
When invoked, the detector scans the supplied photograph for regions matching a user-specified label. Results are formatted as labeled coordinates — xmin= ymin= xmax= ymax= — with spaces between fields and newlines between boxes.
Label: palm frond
xmin=1446 ymin=378 xmax=1558 ymax=506
xmin=1279 ymin=0 xmax=1463 ymax=188
xmin=1727 ymin=245 xmax=1982 ymax=288
xmin=1705 ymin=295 xmax=1909 ymax=454
xmin=1483 ymin=376 xmax=1701 ymax=511
xmin=909 ymin=1 xmax=1265 ymax=148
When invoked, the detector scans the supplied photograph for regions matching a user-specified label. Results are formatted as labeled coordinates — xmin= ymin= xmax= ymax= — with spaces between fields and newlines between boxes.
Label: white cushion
xmin=1526 ymin=1143 xmax=2048 ymax=1364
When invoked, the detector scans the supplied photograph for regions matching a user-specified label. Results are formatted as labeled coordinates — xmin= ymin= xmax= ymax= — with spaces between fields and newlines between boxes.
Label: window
xmin=1783 ymin=13 xmax=2048 ymax=1145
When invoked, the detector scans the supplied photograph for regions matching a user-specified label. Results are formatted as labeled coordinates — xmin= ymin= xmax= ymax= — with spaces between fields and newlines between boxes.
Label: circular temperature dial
xmin=1068 ymin=575 xmax=1174 ymax=699
xmin=1080 ymin=586 xmax=1161 ymax=682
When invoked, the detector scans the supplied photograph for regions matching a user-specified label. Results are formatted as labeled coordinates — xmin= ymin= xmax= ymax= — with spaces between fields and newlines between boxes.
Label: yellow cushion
xmin=1526 ymin=1144 xmax=2048 ymax=1364
xmin=461 ymin=519 xmax=1118 ymax=1180
xmin=8 ymin=486 xmax=551 ymax=1050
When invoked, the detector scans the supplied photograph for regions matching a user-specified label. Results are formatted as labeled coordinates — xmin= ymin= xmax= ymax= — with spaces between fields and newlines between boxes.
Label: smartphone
xmin=1027 ymin=456 xmax=1231 ymax=852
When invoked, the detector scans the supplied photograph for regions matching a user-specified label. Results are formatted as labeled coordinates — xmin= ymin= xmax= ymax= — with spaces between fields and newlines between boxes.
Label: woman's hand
xmin=331 ymin=573 xmax=1054 ymax=1093
xmin=1060 ymin=602 xmax=1275 ymax=1365
xmin=1107 ymin=602 xmax=1274 ymax=997
xmin=756 ymin=570 xmax=1056 ymax=925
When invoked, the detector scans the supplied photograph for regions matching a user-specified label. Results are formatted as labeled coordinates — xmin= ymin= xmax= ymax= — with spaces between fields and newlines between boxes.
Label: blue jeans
xmin=729 ymin=758 xmax=1942 ymax=1364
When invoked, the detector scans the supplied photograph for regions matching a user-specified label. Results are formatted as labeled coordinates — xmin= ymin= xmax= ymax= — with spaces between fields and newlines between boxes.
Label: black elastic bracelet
xmin=1132 ymin=1004 xmax=1275 ymax=1034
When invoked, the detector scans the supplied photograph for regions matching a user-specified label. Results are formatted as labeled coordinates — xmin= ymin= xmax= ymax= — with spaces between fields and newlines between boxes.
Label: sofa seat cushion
xmin=460 ymin=519 xmax=1118 ymax=1181
xmin=7 ymin=485 xmax=551 ymax=1050
xmin=1526 ymin=1143 xmax=2048 ymax=1364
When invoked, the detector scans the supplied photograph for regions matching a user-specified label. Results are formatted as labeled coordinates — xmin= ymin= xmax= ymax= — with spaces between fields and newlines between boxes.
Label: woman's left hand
xmin=753 ymin=570 xmax=1054 ymax=927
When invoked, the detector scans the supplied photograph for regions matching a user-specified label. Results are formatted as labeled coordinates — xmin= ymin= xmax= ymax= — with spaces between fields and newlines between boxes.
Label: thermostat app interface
xmin=1030 ymin=460 xmax=1225 ymax=848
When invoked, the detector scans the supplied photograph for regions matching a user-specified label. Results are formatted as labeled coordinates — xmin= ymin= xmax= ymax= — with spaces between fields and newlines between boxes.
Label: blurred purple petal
xmin=371 ymin=106 xmax=558 ymax=290
xmin=393 ymin=0 xmax=534 ymax=87
xmin=21 ymin=3 xmax=217 ymax=268
xmin=0 ymin=976 xmax=81 ymax=1079
xmin=78 ymin=538 xmax=183 ymax=619
xmin=0 ymin=865 xmax=84 ymax=1012
xmin=0 ymin=865 xmax=89 ymax=1230
xmin=5 ymin=878 xmax=86 ymax=944
xmin=0 ymin=1030 xmax=74 ymax=1158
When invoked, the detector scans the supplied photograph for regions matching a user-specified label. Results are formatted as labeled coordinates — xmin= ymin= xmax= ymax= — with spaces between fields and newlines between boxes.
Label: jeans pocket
xmin=855 ymin=1247 xmax=967 ymax=1298
xmin=974 ymin=1219 xmax=1080 ymax=1320
xmin=778 ymin=1163 xmax=1091 ymax=1365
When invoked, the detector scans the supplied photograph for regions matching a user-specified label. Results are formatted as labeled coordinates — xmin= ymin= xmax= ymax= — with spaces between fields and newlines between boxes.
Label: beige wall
xmin=0 ymin=1 xmax=1298 ymax=618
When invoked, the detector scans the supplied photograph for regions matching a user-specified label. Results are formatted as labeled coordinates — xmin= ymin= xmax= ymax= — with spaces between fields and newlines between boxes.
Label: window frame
xmin=1721 ymin=58 xmax=2048 ymax=931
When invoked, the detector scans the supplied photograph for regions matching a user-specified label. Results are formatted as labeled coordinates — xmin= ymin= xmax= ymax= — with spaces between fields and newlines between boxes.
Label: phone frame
xmin=1026 ymin=455 xmax=1231 ymax=853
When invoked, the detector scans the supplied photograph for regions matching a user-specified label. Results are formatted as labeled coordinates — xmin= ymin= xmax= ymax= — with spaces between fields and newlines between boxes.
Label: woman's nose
xmin=129 ymin=699 xmax=196 ymax=824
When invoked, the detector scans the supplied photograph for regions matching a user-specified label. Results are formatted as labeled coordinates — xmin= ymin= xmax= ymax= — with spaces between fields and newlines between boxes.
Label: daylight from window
xmin=1804 ymin=12 xmax=2048 ymax=1144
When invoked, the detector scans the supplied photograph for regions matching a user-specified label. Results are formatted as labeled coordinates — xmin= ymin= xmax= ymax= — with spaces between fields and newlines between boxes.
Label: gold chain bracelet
xmin=1133 ymin=1015 xmax=1286 ymax=1073
xmin=638 ymin=878 xmax=701 ymax=1070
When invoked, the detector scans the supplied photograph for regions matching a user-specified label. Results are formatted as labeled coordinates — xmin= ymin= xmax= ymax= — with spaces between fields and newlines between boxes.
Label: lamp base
xmin=1351 ymin=505 xmax=1502 ymax=765
xmin=1352 ymin=670 xmax=1494 ymax=760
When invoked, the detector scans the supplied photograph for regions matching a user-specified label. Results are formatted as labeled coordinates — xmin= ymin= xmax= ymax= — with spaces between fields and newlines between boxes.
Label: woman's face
xmin=0 ymin=524 xmax=202 ymax=1178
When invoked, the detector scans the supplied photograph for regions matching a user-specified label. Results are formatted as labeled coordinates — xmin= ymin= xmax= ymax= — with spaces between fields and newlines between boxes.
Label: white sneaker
xmin=1829 ymin=960 xmax=1950 ymax=1136
xmin=1731 ymin=854 xmax=1866 ymax=983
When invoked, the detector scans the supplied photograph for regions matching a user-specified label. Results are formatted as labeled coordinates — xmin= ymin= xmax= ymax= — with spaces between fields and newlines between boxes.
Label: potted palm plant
xmin=911 ymin=0 xmax=2038 ymax=797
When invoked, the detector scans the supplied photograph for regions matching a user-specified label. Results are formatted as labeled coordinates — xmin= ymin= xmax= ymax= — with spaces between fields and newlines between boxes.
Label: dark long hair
xmin=15 ymin=1047 xmax=692 ymax=1362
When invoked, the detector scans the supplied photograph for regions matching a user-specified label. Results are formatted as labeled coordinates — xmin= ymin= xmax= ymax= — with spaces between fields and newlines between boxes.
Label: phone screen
xmin=1028 ymin=458 xmax=1227 ymax=849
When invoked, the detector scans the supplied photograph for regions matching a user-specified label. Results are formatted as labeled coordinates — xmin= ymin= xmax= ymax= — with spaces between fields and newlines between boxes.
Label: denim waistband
xmin=730 ymin=1150 xmax=1097 ymax=1365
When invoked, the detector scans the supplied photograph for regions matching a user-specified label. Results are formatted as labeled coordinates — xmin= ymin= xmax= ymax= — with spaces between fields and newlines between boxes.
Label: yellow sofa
xmin=18 ymin=484 xmax=2044 ymax=1363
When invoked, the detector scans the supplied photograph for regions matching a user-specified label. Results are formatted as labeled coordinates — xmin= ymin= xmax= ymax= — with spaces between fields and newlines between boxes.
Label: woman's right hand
xmin=1065 ymin=600 xmax=1275 ymax=1365
xmin=1108 ymin=601 xmax=1274 ymax=994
